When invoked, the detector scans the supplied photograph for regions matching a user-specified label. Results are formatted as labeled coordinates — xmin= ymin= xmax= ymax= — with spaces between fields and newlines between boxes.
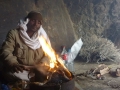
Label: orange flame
xmin=39 ymin=36 xmax=72 ymax=78
xmin=39 ymin=36 xmax=57 ymax=68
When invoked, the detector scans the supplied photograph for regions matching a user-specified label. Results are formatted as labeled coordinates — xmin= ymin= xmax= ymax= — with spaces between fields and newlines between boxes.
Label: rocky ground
xmin=74 ymin=61 xmax=120 ymax=90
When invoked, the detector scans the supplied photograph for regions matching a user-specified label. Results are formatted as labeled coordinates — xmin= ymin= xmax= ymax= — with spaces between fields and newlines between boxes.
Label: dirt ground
xmin=74 ymin=60 xmax=120 ymax=90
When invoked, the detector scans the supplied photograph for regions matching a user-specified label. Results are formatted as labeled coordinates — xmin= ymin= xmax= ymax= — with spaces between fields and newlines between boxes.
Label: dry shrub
xmin=79 ymin=34 xmax=120 ymax=63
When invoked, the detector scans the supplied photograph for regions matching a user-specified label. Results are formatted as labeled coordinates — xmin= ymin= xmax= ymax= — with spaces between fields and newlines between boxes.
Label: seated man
xmin=0 ymin=11 xmax=51 ymax=84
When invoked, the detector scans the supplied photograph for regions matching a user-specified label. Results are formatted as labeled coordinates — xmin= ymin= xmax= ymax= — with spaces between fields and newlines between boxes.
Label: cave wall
xmin=64 ymin=0 xmax=120 ymax=48
xmin=1 ymin=0 xmax=120 ymax=52
xmin=0 ymin=0 xmax=77 ymax=51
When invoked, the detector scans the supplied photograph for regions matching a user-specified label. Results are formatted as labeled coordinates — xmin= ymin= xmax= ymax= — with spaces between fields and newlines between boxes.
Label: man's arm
xmin=0 ymin=30 xmax=24 ymax=72
xmin=1 ymin=30 xmax=18 ymax=65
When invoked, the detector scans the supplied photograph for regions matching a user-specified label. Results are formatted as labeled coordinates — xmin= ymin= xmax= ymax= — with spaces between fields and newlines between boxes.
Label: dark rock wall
xmin=1 ymin=0 xmax=120 ymax=51
xmin=0 ymin=0 xmax=77 ymax=51
xmin=64 ymin=0 xmax=120 ymax=48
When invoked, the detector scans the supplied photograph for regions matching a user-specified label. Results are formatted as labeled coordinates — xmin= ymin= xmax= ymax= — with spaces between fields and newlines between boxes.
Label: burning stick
xmin=55 ymin=57 xmax=72 ymax=79
xmin=39 ymin=36 xmax=72 ymax=80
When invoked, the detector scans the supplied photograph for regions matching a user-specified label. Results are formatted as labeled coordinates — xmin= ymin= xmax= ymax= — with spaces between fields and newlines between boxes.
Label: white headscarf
xmin=18 ymin=19 xmax=51 ymax=50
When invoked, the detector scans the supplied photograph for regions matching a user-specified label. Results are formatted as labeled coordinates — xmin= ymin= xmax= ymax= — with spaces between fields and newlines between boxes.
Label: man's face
xmin=27 ymin=18 xmax=41 ymax=32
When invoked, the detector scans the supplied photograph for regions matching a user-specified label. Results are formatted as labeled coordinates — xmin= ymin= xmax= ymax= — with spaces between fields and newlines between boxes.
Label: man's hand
xmin=10 ymin=64 xmax=25 ymax=73
xmin=10 ymin=64 xmax=35 ymax=73
xmin=20 ymin=65 xmax=35 ymax=71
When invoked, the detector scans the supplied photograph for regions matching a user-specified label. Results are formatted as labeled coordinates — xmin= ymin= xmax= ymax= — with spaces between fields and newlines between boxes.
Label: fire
xmin=50 ymin=63 xmax=54 ymax=68
xmin=39 ymin=36 xmax=72 ymax=79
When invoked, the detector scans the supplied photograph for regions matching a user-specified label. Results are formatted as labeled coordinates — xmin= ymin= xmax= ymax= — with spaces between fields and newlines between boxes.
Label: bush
xmin=79 ymin=34 xmax=120 ymax=63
